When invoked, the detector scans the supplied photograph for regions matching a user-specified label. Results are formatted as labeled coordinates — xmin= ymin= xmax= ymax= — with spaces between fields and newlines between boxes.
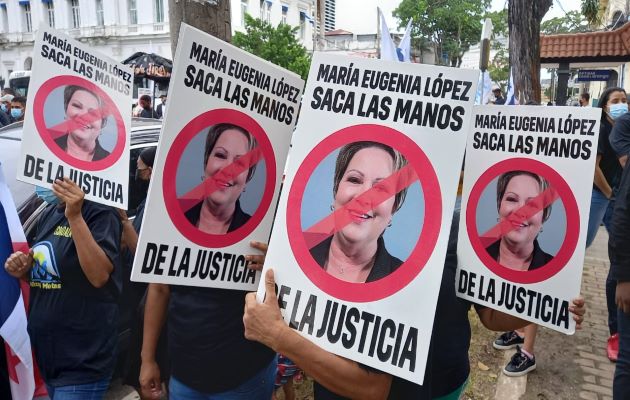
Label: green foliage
xmin=488 ymin=47 xmax=509 ymax=89
xmin=485 ymin=8 xmax=508 ymax=38
xmin=393 ymin=0 xmax=491 ymax=67
xmin=541 ymin=10 xmax=590 ymax=34
xmin=232 ymin=14 xmax=311 ymax=81
xmin=581 ymin=0 xmax=602 ymax=27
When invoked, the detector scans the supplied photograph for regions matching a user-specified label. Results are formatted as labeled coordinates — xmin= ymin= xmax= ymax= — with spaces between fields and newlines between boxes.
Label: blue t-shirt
xmin=28 ymin=201 xmax=122 ymax=386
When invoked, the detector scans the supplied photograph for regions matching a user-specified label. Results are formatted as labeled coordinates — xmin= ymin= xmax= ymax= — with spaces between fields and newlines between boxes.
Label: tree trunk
xmin=508 ymin=0 xmax=552 ymax=104
xmin=168 ymin=0 xmax=232 ymax=57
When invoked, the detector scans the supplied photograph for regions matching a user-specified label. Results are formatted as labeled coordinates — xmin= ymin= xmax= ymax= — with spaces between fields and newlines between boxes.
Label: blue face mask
xmin=10 ymin=108 xmax=23 ymax=119
xmin=609 ymin=103 xmax=628 ymax=120
xmin=0 ymin=104 xmax=7 ymax=113
xmin=35 ymin=186 xmax=59 ymax=205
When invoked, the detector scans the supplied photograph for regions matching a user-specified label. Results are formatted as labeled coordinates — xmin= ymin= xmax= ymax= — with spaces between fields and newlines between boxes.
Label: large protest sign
xmin=131 ymin=24 xmax=303 ymax=290
xmin=456 ymin=105 xmax=600 ymax=334
xmin=17 ymin=25 xmax=133 ymax=208
xmin=258 ymin=53 xmax=478 ymax=383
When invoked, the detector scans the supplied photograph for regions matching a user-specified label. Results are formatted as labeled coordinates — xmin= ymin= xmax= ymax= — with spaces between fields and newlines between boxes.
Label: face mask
xmin=10 ymin=108 xmax=23 ymax=119
xmin=0 ymin=104 xmax=7 ymax=113
xmin=609 ymin=103 xmax=628 ymax=120
xmin=35 ymin=186 xmax=59 ymax=205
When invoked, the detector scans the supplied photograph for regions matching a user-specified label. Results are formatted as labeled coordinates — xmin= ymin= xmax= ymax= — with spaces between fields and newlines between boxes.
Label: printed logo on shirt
xmin=30 ymin=241 xmax=61 ymax=290
xmin=53 ymin=225 xmax=72 ymax=238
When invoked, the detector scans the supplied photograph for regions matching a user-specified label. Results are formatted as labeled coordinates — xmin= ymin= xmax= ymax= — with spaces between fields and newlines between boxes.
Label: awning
xmin=281 ymin=5 xmax=288 ymax=12
xmin=18 ymin=0 xmax=30 ymax=6
xmin=265 ymin=0 xmax=272 ymax=6
xmin=41 ymin=0 xmax=53 ymax=4
xmin=0 ymin=4 xmax=6 ymax=9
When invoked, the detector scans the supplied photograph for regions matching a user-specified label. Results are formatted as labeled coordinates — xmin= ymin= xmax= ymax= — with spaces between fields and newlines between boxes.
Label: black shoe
xmin=503 ymin=346 xmax=536 ymax=377
xmin=493 ymin=331 xmax=525 ymax=350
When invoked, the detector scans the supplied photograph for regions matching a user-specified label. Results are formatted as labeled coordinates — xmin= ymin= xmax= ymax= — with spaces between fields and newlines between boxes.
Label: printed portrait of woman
xmin=182 ymin=123 xmax=261 ymax=234
xmin=485 ymin=171 xmax=557 ymax=271
xmin=52 ymin=85 xmax=112 ymax=161
xmin=304 ymin=141 xmax=424 ymax=284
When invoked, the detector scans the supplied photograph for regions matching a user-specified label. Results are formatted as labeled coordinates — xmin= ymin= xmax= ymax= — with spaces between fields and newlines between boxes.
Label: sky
xmin=335 ymin=0 xmax=583 ymax=34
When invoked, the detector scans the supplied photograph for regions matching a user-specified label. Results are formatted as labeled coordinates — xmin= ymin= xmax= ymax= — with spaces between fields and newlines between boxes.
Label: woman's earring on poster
xmin=540 ymin=227 xmax=544 ymax=233
xmin=388 ymin=220 xmax=392 ymax=228
xmin=330 ymin=205 xmax=335 ymax=212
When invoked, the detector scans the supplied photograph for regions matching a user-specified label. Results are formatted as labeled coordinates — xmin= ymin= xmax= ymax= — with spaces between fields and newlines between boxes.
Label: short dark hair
xmin=333 ymin=141 xmax=408 ymax=214
xmin=496 ymin=171 xmax=552 ymax=222
xmin=63 ymin=85 xmax=107 ymax=128
xmin=2 ymin=88 xmax=16 ymax=96
xmin=11 ymin=96 xmax=26 ymax=107
xmin=139 ymin=147 xmax=157 ymax=168
xmin=140 ymin=94 xmax=152 ymax=103
xmin=204 ymin=124 xmax=258 ymax=182
xmin=580 ymin=92 xmax=590 ymax=102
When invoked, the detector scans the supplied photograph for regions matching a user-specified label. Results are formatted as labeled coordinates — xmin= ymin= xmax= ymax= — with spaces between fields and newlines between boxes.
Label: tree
xmin=541 ymin=10 xmax=590 ymax=34
xmin=508 ymin=0 xmax=552 ymax=103
xmin=581 ymin=0 xmax=604 ymax=28
xmin=393 ymin=0 xmax=491 ymax=67
xmin=232 ymin=14 xmax=311 ymax=81
xmin=168 ymin=0 xmax=232 ymax=56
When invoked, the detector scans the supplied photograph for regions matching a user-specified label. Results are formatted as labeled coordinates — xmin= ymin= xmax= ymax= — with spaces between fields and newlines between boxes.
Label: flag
xmin=0 ymin=164 xmax=35 ymax=400
xmin=505 ymin=68 xmax=517 ymax=105
xmin=475 ymin=71 xmax=494 ymax=105
xmin=379 ymin=8 xmax=412 ymax=62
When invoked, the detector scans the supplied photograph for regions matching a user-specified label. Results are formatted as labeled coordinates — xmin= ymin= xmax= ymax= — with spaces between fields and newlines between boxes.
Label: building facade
xmin=0 ymin=0 xmax=316 ymax=89
xmin=323 ymin=0 xmax=334 ymax=31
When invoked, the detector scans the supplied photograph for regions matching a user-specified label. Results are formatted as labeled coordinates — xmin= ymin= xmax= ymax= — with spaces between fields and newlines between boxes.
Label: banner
xmin=258 ymin=53 xmax=478 ymax=383
xmin=17 ymin=25 xmax=133 ymax=208
xmin=456 ymin=105 xmax=600 ymax=333
xmin=131 ymin=23 xmax=304 ymax=290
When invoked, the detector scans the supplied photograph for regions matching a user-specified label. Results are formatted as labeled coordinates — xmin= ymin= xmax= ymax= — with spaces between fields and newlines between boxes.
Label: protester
xmin=138 ymin=95 xmax=159 ymax=119
xmin=9 ymin=96 xmax=26 ymax=123
xmin=585 ymin=87 xmax=628 ymax=362
xmin=1 ymin=87 xmax=16 ymax=97
xmin=243 ymin=208 xmax=586 ymax=399
xmin=139 ymin=239 xmax=275 ymax=400
xmin=156 ymin=95 xmax=166 ymax=119
xmin=4 ymin=178 xmax=122 ymax=399
xmin=580 ymin=92 xmax=591 ymax=107
xmin=0 ymin=94 xmax=13 ymax=127
xmin=609 ymin=108 xmax=630 ymax=168
xmin=609 ymin=161 xmax=630 ymax=398
xmin=492 ymin=87 xmax=506 ymax=105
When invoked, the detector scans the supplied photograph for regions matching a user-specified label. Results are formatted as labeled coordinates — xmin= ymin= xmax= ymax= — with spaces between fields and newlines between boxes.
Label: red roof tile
xmin=540 ymin=22 xmax=630 ymax=60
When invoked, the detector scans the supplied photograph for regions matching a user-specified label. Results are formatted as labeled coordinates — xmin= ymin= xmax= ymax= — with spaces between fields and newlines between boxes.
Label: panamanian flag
xmin=0 ymin=163 xmax=35 ymax=400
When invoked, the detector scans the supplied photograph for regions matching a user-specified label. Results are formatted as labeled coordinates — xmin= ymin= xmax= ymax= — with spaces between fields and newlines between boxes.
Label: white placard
xmin=131 ymin=23 xmax=304 ymax=290
xmin=456 ymin=105 xmax=601 ymax=334
xmin=17 ymin=25 xmax=133 ymax=208
xmin=258 ymin=52 xmax=478 ymax=384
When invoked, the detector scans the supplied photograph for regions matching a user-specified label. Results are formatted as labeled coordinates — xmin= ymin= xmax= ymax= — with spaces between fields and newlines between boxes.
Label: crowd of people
xmin=2 ymin=83 xmax=630 ymax=400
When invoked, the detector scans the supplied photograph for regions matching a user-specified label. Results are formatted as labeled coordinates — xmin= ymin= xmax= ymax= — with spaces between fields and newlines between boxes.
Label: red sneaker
xmin=607 ymin=334 xmax=619 ymax=362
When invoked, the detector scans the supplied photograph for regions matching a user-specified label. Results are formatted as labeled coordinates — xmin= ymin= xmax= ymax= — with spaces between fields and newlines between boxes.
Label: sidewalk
xmin=491 ymin=227 xmax=615 ymax=400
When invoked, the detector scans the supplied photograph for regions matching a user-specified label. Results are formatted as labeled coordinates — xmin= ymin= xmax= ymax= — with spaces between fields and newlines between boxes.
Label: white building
xmin=0 ymin=0 xmax=316 ymax=89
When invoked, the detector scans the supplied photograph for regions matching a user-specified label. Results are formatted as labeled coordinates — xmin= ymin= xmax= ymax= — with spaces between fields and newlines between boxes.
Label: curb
xmin=494 ymin=350 xmax=528 ymax=400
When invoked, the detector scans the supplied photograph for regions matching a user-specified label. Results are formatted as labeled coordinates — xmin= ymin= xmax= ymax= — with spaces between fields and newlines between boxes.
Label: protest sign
xmin=456 ymin=105 xmax=600 ymax=334
xmin=258 ymin=53 xmax=478 ymax=383
xmin=17 ymin=25 xmax=133 ymax=208
xmin=131 ymin=23 xmax=303 ymax=290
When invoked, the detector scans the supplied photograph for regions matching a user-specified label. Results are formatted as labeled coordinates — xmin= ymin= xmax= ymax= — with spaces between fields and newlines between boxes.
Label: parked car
xmin=0 ymin=118 xmax=162 ymax=377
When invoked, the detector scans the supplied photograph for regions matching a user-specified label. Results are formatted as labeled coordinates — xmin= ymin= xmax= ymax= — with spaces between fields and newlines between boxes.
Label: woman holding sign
xmin=489 ymin=170 xmax=554 ymax=376
xmin=185 ymin=123 xmax=258 ymax=234
xmin=54 ymin=85 xmax=111 ymax=162
xmin=310 ymin=141 xmax=407 ymax=283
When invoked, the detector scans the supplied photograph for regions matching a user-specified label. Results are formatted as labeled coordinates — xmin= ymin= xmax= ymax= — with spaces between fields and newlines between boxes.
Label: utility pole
xmin=168 ymin=0 xmax=232 ymax=57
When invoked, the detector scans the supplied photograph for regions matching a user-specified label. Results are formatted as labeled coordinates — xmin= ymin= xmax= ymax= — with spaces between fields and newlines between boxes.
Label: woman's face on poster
xmin=204 ymin=129 xmax=250 ymax=208
xmin=66 ymin=89 xmax=103 ymax=143
xmin=334 ymin=146 xmax=395 ymax=247
xmin=498 ymin=174 xmax=544 ymax=247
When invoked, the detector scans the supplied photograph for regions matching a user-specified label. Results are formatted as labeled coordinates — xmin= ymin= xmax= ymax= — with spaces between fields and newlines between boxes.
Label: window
xmin=154 ymin=0 xmax=164 ymax=23
xmin=281 ymin=4 xmax=287 ymax=24
xmin=259 ymin=0 xmax=270 ymax=23
xmin=46 ymin=2 xmax=55 ymax=28
xmin=0 ymin=5 xmax=8 ymax=33
xmin=241 ymin=0 xmax=248 ymax=26
xmin=96 ymin=0 xmax=104 ymax=26
xmin=23 ymin=3 xmax=32 ymax=33
xmin=299 ymin=12 xmax=306 ymax=40
xmin=129 ymin=0 xmax=138 ymax=24
xmin=70 ymin=0 xmax=81 ymax=29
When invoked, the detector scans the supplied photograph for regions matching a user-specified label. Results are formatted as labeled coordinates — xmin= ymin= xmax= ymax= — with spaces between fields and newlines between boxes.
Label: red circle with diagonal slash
xmin=287 ymin=124 xmax=442 ymax=302
xmin=33 ymin=75 xmax=126 ymax=171
xmin=466 ymin=158 xmax=579 ymax=284
xmin=163 ymin=109 xmax=276 ymax=248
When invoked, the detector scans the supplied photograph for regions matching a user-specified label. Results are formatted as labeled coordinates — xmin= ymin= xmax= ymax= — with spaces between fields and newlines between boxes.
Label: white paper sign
xmin=456 ymin=105 xmax=601 ymax=334
xmin=17 ymin=25 xmax=133 ymax=208
xmin=131 ymin=23 xmax=304 ymax=290
xmin=258 ymin=52 xmax=478 ymax=384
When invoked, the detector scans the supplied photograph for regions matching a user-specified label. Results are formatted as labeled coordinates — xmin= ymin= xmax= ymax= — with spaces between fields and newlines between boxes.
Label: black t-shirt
xmin=596 ymin=119 xmax=622 ymax=191
xmin=167 ymin=203 xmax=274 ymax=393
xmin=314 ymin=210 xmax=476 ymax=399
xmin=610 ymin=112 xmax=630 ymax=158
xmin=28 ymin=201 xmax=122 ymax=386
